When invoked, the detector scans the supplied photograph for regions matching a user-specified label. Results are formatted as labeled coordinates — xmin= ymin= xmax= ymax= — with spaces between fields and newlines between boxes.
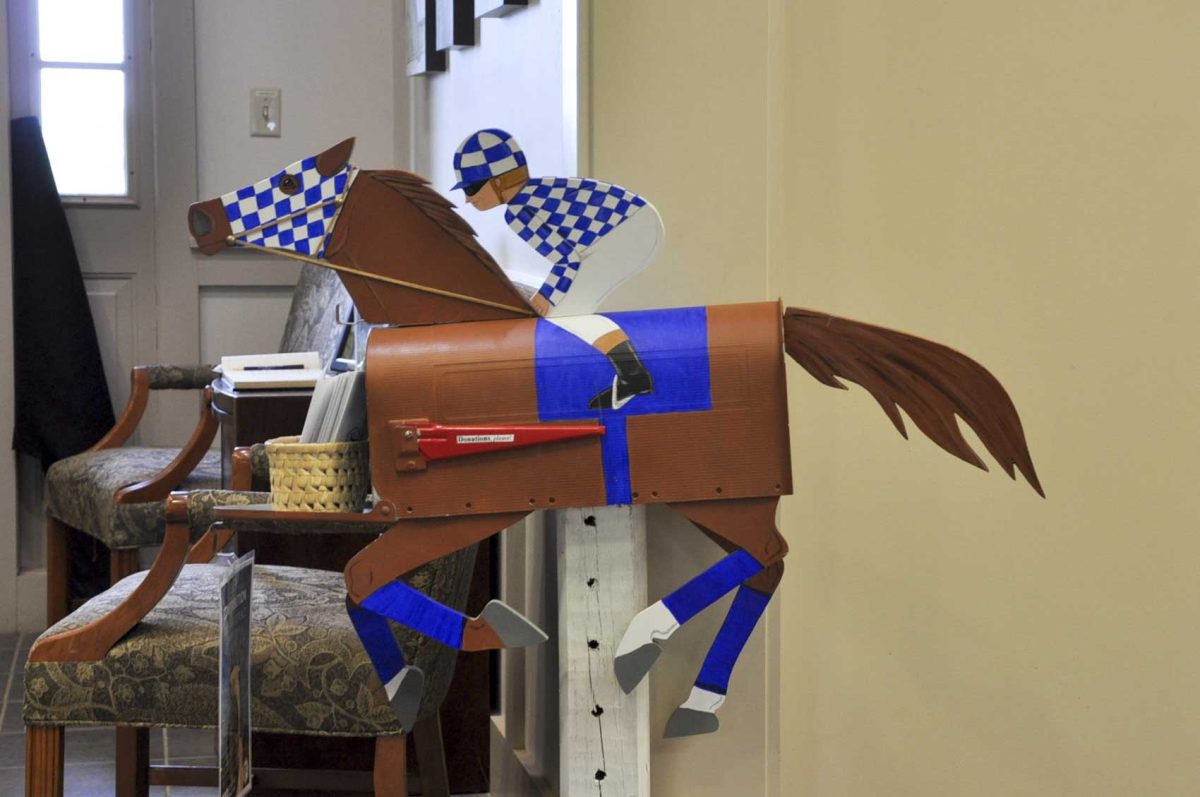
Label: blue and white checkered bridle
xmin=219 ymin=154 xmax=355 ymax=257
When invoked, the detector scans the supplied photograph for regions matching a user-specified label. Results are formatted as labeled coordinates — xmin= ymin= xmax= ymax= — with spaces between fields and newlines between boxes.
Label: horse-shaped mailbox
xmin=188 ymin=139 xmax=1042 ymax=737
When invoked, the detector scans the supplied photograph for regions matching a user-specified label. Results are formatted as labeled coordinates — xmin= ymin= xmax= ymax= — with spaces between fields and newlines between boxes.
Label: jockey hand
xmin=531 ymin=293 xmax=551 ymax=317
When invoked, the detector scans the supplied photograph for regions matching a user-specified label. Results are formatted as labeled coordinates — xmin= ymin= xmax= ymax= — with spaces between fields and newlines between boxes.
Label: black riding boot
xmin=589 ymin=340 xmax=654 ymax=410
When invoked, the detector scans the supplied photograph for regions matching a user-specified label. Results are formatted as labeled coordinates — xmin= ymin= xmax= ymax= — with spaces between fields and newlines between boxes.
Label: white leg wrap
xmin=680 ymin=686 xmax=725 ymax=714
xmin=615 ymin=600 xmax=679 ymax=658
xmin=384 ymin=669 xmax=405 ymax=701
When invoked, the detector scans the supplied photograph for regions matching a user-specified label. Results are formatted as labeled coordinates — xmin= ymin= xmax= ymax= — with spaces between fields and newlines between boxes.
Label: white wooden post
xmin=557 ymin=505 xmax=650 ymax=797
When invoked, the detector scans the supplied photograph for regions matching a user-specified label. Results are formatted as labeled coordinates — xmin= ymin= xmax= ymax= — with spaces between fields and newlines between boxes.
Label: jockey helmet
xmin=451 ymin=128 xmax=526 ymax=192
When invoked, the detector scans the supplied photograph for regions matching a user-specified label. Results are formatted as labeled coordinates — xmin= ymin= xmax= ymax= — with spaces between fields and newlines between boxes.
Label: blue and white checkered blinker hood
xmin=452 ymin=128 xmax=526 ymax=190
xmin=220 ymin=154 xmax=354 ymax=257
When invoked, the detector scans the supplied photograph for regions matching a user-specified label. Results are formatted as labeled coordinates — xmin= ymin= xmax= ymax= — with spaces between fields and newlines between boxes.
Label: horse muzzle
xmin=187 ymin=198 xmax=232 ymax=255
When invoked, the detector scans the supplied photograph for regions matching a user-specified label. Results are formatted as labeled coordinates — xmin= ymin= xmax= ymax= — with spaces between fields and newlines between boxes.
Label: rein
xmin=227 ymin=238 xmax=535 ymax=318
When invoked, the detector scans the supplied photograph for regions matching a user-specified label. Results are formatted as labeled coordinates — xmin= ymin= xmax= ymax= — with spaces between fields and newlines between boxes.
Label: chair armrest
xmin=185 ymin=488 xmax=272 ymax=563
xmin=30 ymin=493 xmax=193 ymax=663
xmin=230 ymin=442 xmax=273 ymax=491
xmin=114 ymin=387 xmax=219 ymax=504
xmin=145 ymin=363 xmax=218 ymax=391
xmin=88 ymin=364 xmax=217 ymax=452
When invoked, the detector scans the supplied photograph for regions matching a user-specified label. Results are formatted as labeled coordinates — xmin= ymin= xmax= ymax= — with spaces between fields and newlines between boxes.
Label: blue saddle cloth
xmin=534 ymin=306 xmax=713 ymax=504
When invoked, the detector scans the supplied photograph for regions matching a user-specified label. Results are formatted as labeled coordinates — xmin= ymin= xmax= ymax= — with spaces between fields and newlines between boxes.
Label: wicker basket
xmin=265 ymin=435 xmax=371 ymax=512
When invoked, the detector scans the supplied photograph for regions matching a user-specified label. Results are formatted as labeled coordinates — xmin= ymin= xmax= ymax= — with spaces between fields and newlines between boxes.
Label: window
xmin=30 ymin=0 xmax=133 ymax=201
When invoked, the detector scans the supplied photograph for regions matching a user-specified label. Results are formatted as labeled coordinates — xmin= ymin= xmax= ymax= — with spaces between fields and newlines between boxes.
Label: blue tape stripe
xmin=661 ymin=549 xmax=764 ymax=625
xmin=361 ymin=580 xmax=465 ymax=649
xmin=601 ymin=415 xmax=631 ymax=504
xmin=695 ymin=586 xmax=773 ymax=694
xmin=346 ymin=601 xmax=405 ymax=685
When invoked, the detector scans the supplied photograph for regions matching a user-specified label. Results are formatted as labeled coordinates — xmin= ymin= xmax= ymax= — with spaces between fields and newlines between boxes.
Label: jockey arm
xmin=535 ymin=250 xmax=582 ymax=314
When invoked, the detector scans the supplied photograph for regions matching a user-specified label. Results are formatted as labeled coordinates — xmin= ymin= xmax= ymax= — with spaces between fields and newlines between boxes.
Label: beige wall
xmin=773 ymin=3 xmax=1200 ymax=794
xmin=594 ymin=0 xmax=1199 ymax=795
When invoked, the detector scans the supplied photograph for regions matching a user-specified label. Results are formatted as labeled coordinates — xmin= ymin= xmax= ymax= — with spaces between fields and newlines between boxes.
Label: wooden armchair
xmin=42 ymin=264 xmax=357 ymax=624
xmin=25 ymin=489 xmax=473 ymax=796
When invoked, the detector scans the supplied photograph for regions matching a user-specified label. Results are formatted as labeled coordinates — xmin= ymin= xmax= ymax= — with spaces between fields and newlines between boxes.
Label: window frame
xmin=25 ymin=0 xmax=138 ymax=206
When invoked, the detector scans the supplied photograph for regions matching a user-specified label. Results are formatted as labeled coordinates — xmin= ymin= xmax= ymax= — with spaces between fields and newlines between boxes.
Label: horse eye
xmin=279 ymin=174 xmax=300 ymax=194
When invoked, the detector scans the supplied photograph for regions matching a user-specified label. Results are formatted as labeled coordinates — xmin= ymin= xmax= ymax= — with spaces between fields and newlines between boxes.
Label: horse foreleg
xmin=346 ymin=596 xmax=424 ymax=731
xmin=344 ymin=512 xmax=544 ymax=727
xmin=345 ymin=512 xmax=545 ymax=651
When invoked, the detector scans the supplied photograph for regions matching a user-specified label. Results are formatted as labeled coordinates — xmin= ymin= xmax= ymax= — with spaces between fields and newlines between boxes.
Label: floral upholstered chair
xmin=42 ymin=264 xmax=354 ymax=624
xmin=24 ymin=490 xmax=474 ymax=797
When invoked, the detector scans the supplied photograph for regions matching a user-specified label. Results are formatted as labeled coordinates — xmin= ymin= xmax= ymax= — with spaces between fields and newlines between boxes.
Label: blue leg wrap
xmin=346 ymin=599 xmax=405 ymax=685
xmin=661 ymin=549 xmax=764 ymax=625
xmin=360 ymin=579 xmax=466 ymax=648
xmin=695 ymin=585 xmax=772 ymax=695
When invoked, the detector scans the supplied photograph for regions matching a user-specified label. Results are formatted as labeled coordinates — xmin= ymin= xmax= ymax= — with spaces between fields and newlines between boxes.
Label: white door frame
xmin=0 ymin=0 xmax=20 ymax=633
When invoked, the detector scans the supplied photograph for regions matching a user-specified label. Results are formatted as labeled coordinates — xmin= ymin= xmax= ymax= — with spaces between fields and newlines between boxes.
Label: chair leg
xmin=25 ymin=725 xmax=64 ymax=797
xmin=412 ymin=714 xmax=449 ymax=797
xmin=110 ymin=548 xmax=141 ymax=584
xmin=374 ymin=735 xmax=408 ymax=797
xmin=114 ymin=727 xmax=149 ymax=797
xmin=46 ymin=516 xmax=69 ymax=625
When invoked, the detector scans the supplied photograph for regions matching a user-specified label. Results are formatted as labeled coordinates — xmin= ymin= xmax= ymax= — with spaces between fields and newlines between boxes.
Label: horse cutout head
xmin=189 ymin=138 xmax=354 ymax=257
xmin=188 ymin=139 xmax=534 ymax=326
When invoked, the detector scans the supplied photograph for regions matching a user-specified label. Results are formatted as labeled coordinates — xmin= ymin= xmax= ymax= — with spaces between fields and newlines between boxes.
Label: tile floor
xmin=0 ymin=632 xmax=217 ymax=796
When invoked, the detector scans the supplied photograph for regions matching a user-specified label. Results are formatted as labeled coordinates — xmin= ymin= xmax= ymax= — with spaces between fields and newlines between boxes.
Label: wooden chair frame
xmin=46 ymin=367 xmax=220 ymax=625
xmin=30 ymin=487 xmax=448 ymax=797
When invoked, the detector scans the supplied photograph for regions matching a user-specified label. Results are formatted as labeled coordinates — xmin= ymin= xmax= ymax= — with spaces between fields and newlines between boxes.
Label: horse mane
xmin=783 ymin=307 xmax=1044 ymax=497
xmin=363 ymin=169 xmax=517 ymax=288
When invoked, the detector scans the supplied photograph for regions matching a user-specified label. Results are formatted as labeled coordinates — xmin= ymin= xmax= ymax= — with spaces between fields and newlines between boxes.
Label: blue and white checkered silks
xmin=505 ymin=176 xmax=647 ymax=306
xmin=219 ymin=154 xmax=354 ymax=257
xmin=451 ymin=128 xmax=527 ymax=190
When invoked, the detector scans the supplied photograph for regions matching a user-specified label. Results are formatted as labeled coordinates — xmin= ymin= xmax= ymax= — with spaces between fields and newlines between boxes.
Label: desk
xmin=210 ymin=379 xmax=494 ymax=794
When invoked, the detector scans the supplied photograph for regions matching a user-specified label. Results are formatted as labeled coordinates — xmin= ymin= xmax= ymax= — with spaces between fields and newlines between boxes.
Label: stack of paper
xmin=217 ymin=352 xmax=323 ymax=390
xmin=300 ymin=369 xmax=367 ymax=444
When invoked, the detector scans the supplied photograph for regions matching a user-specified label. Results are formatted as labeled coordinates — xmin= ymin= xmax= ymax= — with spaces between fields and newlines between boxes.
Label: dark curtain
xmin=11 ymin=116 xmax=115 ymax=468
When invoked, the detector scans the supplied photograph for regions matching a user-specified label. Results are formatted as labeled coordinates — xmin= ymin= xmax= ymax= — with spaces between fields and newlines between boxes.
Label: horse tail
xmin=782 ymin=307 xmax=1044 ymax=497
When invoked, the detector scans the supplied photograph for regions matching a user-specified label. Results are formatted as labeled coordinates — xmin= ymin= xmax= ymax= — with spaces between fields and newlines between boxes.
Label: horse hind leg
xmin=665 ymin=560 xmax=783 ymax=738
xmin=664 ymin=498 xmax=786 ymax=738
xmin=614 ymin=497 xmax=786 ymax=694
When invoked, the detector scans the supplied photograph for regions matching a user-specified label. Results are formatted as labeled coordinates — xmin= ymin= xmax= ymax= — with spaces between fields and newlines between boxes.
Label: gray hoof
xmin=614 ymin=643 xmax=661 ymax=694
xmin=664 ymin=707 xmax=719 ymax=738
xmin=480 ymin=600 xmax=549 ymax=648
xmin=388 ymin=665 xmax=425 ymax=732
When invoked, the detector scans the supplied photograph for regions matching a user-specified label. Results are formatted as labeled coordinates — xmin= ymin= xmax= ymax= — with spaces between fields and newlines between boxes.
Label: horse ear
xmin=317 ymin=138 xmax=355 ymax=176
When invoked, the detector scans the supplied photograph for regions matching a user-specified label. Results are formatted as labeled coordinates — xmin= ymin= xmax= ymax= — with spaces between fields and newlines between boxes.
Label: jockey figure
xmin=452 ymin=128 xmax=665 ymax=411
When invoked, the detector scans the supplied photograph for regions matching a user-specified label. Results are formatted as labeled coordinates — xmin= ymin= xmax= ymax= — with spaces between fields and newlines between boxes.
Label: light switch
xmin=250 ymin=88 xmax=281 ymax=137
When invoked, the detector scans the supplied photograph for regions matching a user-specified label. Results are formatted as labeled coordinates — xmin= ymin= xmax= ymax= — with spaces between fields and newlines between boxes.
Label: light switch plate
xmin=250 ymin=88 xmax=281 ymax=137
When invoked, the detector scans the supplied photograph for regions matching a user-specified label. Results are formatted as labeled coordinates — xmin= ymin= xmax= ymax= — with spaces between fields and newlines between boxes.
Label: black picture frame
xmin=407 ymin=0 xmax=447 ymax=76
xmin=475 ymin=0 xmax=527 ymax=18
xmin=436 ymin=0 xmax=475 ymax=49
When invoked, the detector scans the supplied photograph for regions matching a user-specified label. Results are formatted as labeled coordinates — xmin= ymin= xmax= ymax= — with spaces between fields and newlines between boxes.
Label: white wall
xmin=414 ymin=0 xmax=572 ymax=288
xmin=195 ymin=0 xmax=395 ymax=199
xmin=192 ymin=0 xmax=397 ymax=361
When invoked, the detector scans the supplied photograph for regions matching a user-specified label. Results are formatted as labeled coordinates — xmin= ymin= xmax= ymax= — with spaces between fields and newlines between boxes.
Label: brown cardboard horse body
xmin=189 ymin=140 xmax=1041 ymax=737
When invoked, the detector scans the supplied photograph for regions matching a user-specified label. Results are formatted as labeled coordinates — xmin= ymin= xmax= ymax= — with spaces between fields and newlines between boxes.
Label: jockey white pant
xmin=544 ymin=202 xmax=665 ymax=349
xmin=546 ymin=313 xmax=624 ymax=349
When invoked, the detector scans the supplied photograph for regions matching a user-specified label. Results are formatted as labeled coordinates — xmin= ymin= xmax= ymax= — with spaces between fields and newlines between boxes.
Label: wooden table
xmin=209 ymin=381 xmax=494 ymax=794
